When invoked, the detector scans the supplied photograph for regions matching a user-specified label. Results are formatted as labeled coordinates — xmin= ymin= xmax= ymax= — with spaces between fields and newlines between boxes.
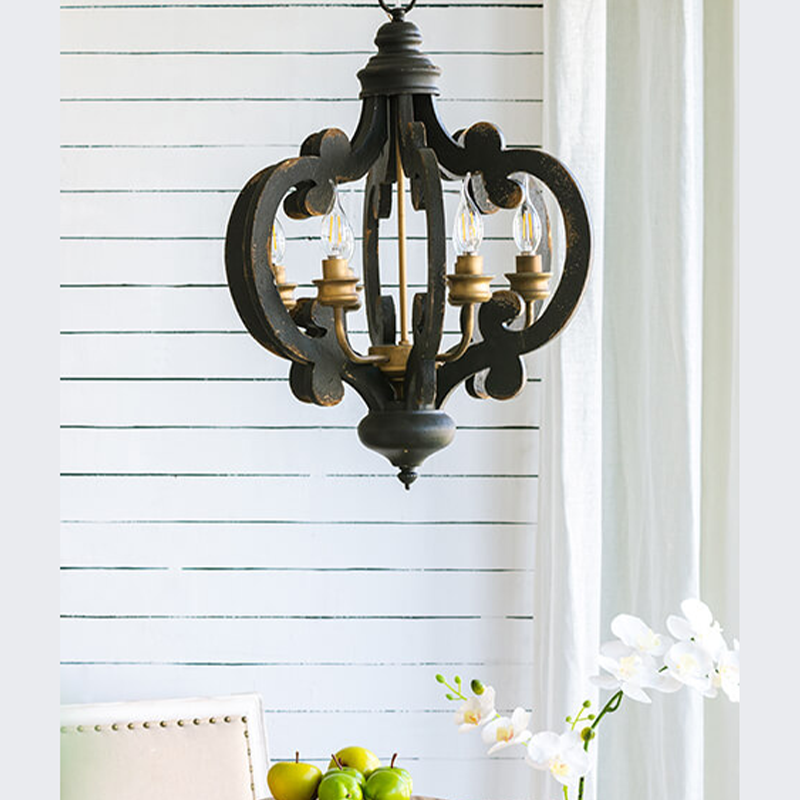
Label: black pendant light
xmin=225 ymin=0 xmax=592 ymax=488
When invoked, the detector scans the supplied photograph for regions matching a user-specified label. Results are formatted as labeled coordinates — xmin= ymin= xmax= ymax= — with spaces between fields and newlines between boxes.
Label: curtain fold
xmin=534 ymin=2 xmax=606 ymax=799
xmin=700 ymin=3 xmax=739 ymax=798
xmin=536 ymin=2 xmax=738 ymax=799
xmin=600 ymin=2 xmax=706 ymax=798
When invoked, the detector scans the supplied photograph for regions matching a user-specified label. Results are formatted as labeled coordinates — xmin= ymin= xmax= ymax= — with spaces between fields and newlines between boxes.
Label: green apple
xmin=323 ymin=756 xmax=366 ymax=790
xmin=329 ymin=747 xmax=382 ymax=777
xmin=364 ymin=755 xmax=412 ymax=800
xmin=318 ymin=768 xmax=364 ymax=800
xmin=366 ymin=754 xmax=412 ymax=792
xmin=268 ymin=753 xmax=323 ymax=800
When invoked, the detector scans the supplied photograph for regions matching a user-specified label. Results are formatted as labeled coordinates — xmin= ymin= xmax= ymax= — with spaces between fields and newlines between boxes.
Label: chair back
xmin=60 ymin=693 xmax=269 ymax=800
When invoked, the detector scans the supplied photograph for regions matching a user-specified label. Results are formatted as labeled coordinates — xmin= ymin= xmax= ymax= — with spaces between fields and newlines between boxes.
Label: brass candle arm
xmin=436 ymin=304 xmax=475 ymax=363
xmin=333 ymin=307 xmax=390 ymax=365
xmin=524 ymin=301 xmax=535 ymax=328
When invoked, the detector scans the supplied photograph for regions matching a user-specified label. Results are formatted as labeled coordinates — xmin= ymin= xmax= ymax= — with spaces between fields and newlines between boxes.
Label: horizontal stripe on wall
xmin=59 ymin=376 xmax=542 ymax=425
xmin=58 ymin=291 xmax=550 ymax=334
xmin=60 ymin=428 xmax=540 ymax=477
xmin=58 ymin=318 xmax=545 ymax=370
xmin=63 ymin=2 xmax=542 ymax=7
xmin=62 ymin=101 xmax=542 ymax=147
xmin=61 ymin=7 xmax=544 ymax=53
xmin=61 ymin=148 xmax=536 ymax=191
xmin=59 ymin=189 xmax=543 ymax=244
xmin=61 ymin=565 xmax=534 ymax=614
xmin=59 ymin=661 xmax=534 ymax=709
xmin=61 ymin=617 xmax=533 ymax=662
xmin=58 ymin=238 xmax=551 ymax=286
xmin=64 ymin=563 xmax=531 ymax=568
xmin=60 ymin=521 xmax=537 ymax=568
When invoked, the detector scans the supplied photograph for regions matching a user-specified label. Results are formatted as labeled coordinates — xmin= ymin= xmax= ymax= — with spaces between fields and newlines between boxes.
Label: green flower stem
xmin=576 ymin=691 xmax=624 ymax=800
xmin=563 ymin=786 xmax=569 ymax=800
xmin=568 ymin=700 xmax=593 ymax=731
xmin=438 ymin=675 xmax=468 ymax=701
xmin=588 ymin=691 xmax=623 ymax=731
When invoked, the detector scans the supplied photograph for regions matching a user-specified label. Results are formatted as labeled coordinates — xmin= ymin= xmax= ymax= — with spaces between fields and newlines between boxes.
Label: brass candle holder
xmin=271 ymin=261 xmax=297 ymax=311
xmin=506 ymin=254 xmax=551 ymax=327
xmin=314 ymin=257 xmax=361 ymax=310
xmin=446 ymin=254 xmax=494 ymax=306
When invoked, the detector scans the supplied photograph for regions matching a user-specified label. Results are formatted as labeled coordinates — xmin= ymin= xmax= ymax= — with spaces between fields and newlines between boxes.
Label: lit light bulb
xmin=512 ymin=178 xmax=542 ymax=255
xmin=270 ymin=217 xmax=286 ymax=266
xmin=453 ymin=177 xmax=484 ymax=256
xmin=320 ymin=185 xmax=355 ymax=262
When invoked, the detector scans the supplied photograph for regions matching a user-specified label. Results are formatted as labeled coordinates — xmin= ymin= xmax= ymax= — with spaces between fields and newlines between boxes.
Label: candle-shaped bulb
xmin=320 ymin=185 xmax=355 ymax=261
xmin=453 ymin=177 xmax=484 ymax=256
xmin=270 ymin=218 xmax=286 ymax=266
xmin=512 ymin=180 xmax=542 ymax=255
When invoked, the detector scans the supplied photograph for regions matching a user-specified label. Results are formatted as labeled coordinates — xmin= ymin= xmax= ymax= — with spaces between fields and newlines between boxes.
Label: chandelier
xmin=225 ymin=0 xmax=591 ymax=489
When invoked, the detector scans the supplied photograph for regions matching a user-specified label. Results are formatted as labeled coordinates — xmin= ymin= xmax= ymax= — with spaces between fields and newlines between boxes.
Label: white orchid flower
xmin=526 ymin=730 xmax=590 ymax=789
xmin=481 ymin=707 xmax=532 ymax=754
xmin=590 ymin=641 xmax=679 ymax=702
xmin=611 ymin=613 xmax=672 ymax=656
xmin=666 ymin=598 xmax=726 ymax=660
xmin=664 ymin=641 xmax=716 ymax=696
xmin=709 ymin=642 xmax=740 ymax=702
xmin=454 ymin=685 xmax=497 ymax=731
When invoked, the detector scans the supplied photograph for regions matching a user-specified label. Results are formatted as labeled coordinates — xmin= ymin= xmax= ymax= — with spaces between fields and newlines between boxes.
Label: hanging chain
xmin=377 ymin=0 xmax=417 ymax=19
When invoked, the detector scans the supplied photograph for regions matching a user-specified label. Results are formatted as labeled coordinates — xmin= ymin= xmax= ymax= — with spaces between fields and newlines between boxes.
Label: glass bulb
xmin=270 ymin=217 xmax=286 ymax=265
xmin=320 ymin=185 xmax=355 ymax=261
xmin=512 ymin=178 xmax=542 ymax=255
xmin=453 ymin=177 xmax=484 ymax=256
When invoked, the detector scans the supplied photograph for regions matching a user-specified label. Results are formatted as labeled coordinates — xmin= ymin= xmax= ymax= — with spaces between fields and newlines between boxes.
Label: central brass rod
xmin=396 ymin=138 xmax=410 ymax=345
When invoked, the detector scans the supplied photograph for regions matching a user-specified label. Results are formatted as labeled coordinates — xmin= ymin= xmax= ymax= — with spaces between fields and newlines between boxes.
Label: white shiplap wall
xmin=60 ymin=2 xmax=545 ymax=799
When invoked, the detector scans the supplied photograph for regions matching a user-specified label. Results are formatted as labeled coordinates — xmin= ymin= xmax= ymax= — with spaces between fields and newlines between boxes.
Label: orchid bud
xmin=470 ymin=679 xmax=485 ymax=695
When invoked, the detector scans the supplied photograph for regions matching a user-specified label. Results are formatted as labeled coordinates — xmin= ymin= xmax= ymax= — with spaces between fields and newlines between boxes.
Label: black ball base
xmin=357 ymin=409 xmax=456 ymax=489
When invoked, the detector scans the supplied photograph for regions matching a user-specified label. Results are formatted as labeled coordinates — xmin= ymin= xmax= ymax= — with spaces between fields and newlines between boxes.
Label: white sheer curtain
xmin=532 ymin=1 xmax=606 ymax=798
xmin=534 ymin=2 xmax=738 ymax=800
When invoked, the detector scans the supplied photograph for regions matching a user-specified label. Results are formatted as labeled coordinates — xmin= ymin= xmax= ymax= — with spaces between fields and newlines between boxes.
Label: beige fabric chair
xmin=60 ymin=693 xmax=270 ymax=800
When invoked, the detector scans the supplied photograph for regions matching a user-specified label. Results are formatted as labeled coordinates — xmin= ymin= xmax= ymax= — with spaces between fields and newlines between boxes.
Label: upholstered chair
xmin=60 ymin=693 xmax=269 ymax=800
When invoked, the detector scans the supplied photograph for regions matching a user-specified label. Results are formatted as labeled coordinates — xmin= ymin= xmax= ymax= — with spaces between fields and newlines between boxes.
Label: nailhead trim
xmin=241 ymin=715 xmax=256 ymax=800
xmin=60 ymin=716 xmax=244 ymax=733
